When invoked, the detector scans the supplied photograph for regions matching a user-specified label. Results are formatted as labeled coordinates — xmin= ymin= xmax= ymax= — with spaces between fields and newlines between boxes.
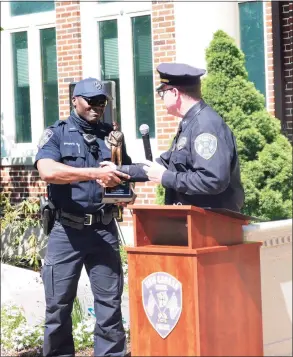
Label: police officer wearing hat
xmin=101 ymin=63 xmax=244 ymax=211
xmin=35 ymin=78 xmax=132 ymax=357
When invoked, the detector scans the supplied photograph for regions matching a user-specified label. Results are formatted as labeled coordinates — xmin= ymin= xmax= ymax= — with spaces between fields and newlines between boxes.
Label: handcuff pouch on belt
xmin=40 ymin=196 xmax=56 ymax=236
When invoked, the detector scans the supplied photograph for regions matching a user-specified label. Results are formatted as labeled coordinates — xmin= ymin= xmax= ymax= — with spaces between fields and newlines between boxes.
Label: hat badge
xmin=94 ymin=81 xmax=102 ymax=90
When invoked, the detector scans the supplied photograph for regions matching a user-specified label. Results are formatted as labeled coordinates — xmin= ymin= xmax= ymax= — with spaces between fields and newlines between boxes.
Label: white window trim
xmin=80 ymin=1 xmax=159 ymax=163
xmin=1 ymin=2 xmax=56 ymax=166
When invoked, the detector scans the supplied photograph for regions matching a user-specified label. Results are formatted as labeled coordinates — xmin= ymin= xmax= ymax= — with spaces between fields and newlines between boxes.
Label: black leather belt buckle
xmin=84 ymin=214 xmax=93 ymax=225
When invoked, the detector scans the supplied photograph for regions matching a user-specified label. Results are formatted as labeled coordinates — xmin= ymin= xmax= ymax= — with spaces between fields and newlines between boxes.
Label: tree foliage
xmin=201 ymin=30 xmax=292 ymax=220
xmin=155 ymin=30 xmax=292 ymax=221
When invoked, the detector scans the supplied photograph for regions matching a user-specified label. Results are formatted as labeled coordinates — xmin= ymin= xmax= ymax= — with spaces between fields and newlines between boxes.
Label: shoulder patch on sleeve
xmin=194 ymin=133 xmax=217 ymax=160
xmin=38 ymin=129 xmax=54 ymax=148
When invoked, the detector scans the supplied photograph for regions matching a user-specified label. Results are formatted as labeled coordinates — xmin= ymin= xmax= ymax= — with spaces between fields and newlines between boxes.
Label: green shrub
xmin=0 ymin=192 xmax=44 ymax=270
xmin=1 ymin=301 xmax=95 ymax=354
xmin=1 ymin=304 xmax=43 ymax=352
xmin=155 ymin=184 xmax=165 ymax=205
xmin=205 ymin=30 xmax=248 ymax=79
xmin=156 ymin=30 xmax=292 ymax=221
xmin=201 ymin=30 xmax=292 ymax=220
xmin=72 ymin=297 xmax=86 ymax=329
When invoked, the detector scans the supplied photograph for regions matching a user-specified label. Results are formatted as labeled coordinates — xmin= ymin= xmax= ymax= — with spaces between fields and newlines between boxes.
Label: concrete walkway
xmin=1 ymin=263 xmax=130 ymax=326
xmin=1 ymin=260 xmax=291 ymax=356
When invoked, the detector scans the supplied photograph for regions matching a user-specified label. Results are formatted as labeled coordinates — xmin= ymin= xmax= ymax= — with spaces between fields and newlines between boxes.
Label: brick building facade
xmin=280 ymin=1 xmax=293 ymax=140
xmin=269 ymin=1 xmax=293 ymax=142
xmin=1 ymin=1 xmax=292 ymax=240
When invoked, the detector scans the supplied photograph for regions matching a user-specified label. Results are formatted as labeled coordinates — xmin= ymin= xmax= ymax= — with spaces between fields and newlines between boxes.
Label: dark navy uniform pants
xmin=41 ymin=220 xmax=125 ymax=357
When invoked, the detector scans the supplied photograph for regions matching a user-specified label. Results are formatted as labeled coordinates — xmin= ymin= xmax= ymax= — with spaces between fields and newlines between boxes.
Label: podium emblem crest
xmin=142 ymin=272 xmax=182 ymax=338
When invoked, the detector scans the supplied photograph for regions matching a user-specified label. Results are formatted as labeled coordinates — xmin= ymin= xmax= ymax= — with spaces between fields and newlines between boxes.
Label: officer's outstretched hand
xmin=96 ymin=165 xmax=130 ymax=188
xmin=99 ymin=161 xmax=117 ymax=170
xmin=100 ymin=161 xmax=136 ymax=207
xmin=142 ymin=160 xmax=167 ymax=184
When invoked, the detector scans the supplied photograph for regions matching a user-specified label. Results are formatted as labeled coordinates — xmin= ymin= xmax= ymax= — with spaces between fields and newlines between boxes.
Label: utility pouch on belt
xmin=40 ymin=196 xmax=56 ymax=236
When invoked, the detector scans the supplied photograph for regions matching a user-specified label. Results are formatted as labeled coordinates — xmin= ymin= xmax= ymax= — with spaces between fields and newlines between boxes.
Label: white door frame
xmin=0 ymin=2 xmax=55 ymax=164
xmin=80 ymin=1 xmax=158 ymax=162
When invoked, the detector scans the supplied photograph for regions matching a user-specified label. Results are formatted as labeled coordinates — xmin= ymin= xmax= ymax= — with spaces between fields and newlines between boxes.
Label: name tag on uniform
xmin=64 ymin=142 xmax=81 ymax=154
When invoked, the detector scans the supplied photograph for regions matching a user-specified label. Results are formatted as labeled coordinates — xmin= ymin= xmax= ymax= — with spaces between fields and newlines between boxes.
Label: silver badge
xmin=104 ymin=136 xmax=111 ymax=149
xmin=176 ymin=136 xmax=187 ymax=150
xmin=38 ymin=129 xmax=53 ymax=148
xmin=142 ymin=272 xmax=182 ymax=339
xmin=194 ymin=133 xmax=217 ymax=160
xmin=94 ymin=81 xmax=102 ymax=90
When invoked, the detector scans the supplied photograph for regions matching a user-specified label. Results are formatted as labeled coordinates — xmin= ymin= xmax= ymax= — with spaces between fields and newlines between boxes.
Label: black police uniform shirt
xmin=123 ymin=100 xmax=245 ymax=212
xmin=34 ymin=111 xmax=132 ymax=214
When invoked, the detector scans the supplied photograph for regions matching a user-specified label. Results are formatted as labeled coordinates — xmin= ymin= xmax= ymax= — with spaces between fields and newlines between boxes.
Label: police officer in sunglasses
xmin=35 ymin=78 xmax=132 ymax=357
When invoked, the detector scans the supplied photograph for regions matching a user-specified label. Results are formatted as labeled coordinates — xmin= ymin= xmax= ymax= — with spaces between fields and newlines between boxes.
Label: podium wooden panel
xmin=126 ymin=205 xmax=263 ymax=356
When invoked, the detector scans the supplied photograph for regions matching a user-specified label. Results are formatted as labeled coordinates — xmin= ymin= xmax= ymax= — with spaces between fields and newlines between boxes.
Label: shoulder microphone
xmin=139 ymin=124 xmax=153 ymax=161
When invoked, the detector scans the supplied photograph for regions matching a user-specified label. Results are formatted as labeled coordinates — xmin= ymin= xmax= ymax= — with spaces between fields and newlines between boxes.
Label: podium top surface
xmin=129 ymin=204 xmax=197 ymax=211
xmin=128 ymin=205 xmax=256 ymax=222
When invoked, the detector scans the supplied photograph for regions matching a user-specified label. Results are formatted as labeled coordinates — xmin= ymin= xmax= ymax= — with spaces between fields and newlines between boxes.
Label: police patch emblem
xmin=142 ymin=272 xmax=182 ymax=339
xmin=38 ymin=129 xmax=53 ymax=148
xmin=194 ymin=133 xmax=217 ymax=160
xmin=176 ymin=136 xmax=187 ymax=150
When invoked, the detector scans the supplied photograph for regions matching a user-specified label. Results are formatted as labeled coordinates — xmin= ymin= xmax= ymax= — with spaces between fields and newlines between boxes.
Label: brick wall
xmin=1 ymin=2 xmax=84 ymax=206
xmin=281 ymin=1 xmax=293 ymax=141
xmin=0 ymin=166 xmax=46 ymax=204
xmin=152 ymin=1 xmax=177 ymax=151
xmin=1 ymin=1 xmax=178 ymax=221
xmin=56 ymin=1 xmax=83 ymax=121
xmin=265 ymin=2 xmax=275 ymax=116
xmin=121 ymin=1 xmax=177 ymax=226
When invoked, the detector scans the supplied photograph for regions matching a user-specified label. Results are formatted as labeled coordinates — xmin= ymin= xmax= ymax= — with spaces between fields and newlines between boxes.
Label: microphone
xmin=139 ymin=124 xmax=153 ymax=161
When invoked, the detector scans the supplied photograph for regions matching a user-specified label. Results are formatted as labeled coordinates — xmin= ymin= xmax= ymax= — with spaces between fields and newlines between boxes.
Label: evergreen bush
xmin=156 ymin=30 xmax=292 ymax=221
xmin=202 ymin=30 xmax=292 ymax=220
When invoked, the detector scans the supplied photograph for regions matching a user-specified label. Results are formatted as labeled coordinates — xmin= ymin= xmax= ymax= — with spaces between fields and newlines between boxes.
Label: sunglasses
xmin=81 ymin=96 xmax=108 ymax=107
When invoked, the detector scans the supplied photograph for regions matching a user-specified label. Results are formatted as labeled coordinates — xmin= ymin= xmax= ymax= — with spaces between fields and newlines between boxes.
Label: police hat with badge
xmin=156 ymin=63 xmax=206 ymax=92
xmin=70 ymin=78 xmax=116 ymax=126
xmin=72 ymin=77 xmax=113 ymax=101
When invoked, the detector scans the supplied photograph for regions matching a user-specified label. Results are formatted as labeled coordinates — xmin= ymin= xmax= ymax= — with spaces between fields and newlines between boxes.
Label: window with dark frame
xmin=132 ymin=15 xmax=155 ymax=138
xmin=40 ymin=27 xmax=59 ymax=127
xmin=99 ymin=19 xmax=121 ymax=127
xmin=12 ymin=31 xmax=32 ymax=143
xmin=10 ymin=1 xmax=55 ymax=16
xmin=239 ymin=1 xmax=266 ymax=100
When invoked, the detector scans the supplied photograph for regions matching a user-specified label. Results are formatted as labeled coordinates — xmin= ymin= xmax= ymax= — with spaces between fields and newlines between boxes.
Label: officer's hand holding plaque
xmin=101 ymin=122 xmax=134 ymax=203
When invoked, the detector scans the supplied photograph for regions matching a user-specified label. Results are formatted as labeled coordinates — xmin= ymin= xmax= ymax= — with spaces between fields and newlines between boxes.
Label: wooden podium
xmin=126 ymin=205 xmax=263 ymax=356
